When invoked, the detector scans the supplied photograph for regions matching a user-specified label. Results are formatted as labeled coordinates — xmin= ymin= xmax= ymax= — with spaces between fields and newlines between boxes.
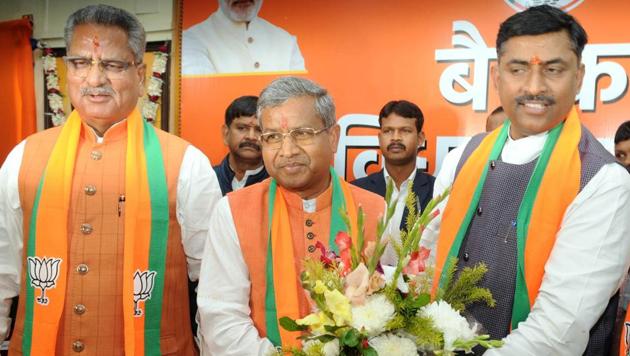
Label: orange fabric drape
xmin=0 ymin=18 xmax=36 ymax=165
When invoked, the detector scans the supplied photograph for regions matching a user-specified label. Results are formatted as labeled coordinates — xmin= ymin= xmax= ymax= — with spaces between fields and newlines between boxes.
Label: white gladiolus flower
xmin=420 ymin=301 xmax=477 ymax=350
xmin=381 ymin=265 xmax=409 ymax=293
xmin=147 ymin=77 xmax=164 ymax=96
xmin=350 ymin=294 xmax=395 ymax=337
xmin=368 ymin=333 xmax=417 ymax=356
xmin=152 ymin=53 xmax=168 ymax=73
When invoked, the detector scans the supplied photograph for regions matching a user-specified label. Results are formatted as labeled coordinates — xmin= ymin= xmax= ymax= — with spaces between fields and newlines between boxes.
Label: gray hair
xmin=64 ymin=4 xmax=146 ymax=64
xmin=257 ymin=77 xmax=336 ymax=128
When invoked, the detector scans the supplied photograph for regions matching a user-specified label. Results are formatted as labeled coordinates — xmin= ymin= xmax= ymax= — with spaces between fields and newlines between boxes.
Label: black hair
xmin=378 ymin=100 xmax=424 ymax=132
xmin=615 ymin=121 xmax=630 ymax=144
xmin=496 ymin=5 xmax=588 ymax=62
xmin=225 ymin=95 xmax=258 ymax=126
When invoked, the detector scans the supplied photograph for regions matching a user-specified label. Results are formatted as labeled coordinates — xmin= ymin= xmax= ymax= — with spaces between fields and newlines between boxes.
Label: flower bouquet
xmin=273 ymin=183 xmax=503 ymax=355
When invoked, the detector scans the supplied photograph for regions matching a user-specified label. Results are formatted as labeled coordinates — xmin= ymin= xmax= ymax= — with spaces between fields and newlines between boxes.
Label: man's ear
xmin=221 ymin=124 xmax=229 ymax=146
xmin=328 ymin=124 xmax=340 ymax=154
xmin=136 ymin=63 xmax=146 ymax=97
xmin=417 ymin=131 xmax=426 ymax=148
xmin=491 ymin=63 xmax=500 ymax=91
xmin=576 ymin=62 xmax=586 ymax=93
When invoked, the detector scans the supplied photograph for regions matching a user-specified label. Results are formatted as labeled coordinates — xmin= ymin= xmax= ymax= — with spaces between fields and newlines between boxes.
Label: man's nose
xmin=278 ymin=134 xmax=300 ymax=157
xmin=524 ymin=69 xmax=548 ymax=96
xmin=246 ymin=127 xmax=260 ymax=139
xmin=84 ymin=63 xmax=108 ymax=87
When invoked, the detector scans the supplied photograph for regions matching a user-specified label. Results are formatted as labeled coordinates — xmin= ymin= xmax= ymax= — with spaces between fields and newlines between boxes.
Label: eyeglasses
xmin=259 ymin=126 xmax=331 ymax=149
xmin=63 ymin=56 xmax=138 ymax=79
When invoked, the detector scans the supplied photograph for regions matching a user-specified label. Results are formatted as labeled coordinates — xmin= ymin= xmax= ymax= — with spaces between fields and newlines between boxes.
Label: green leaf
xmin=407 ymin=293 xmax=431 ymax=309
xmin=279 ymin=317 xmax=307 ymax=332
xmin=341 ymin=328 xmax=360 ymax=347
xmin=312 ymin=334 xmax=336 ymax=343
xmin=361 ymin=346 xmax=378 ymax=356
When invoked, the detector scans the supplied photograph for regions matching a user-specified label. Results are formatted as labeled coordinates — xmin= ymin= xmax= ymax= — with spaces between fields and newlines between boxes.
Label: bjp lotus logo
xmin=133 ymin=270 xmax=157 ymax=316
xmin=27 ymin=256 xmax=62 ymax=305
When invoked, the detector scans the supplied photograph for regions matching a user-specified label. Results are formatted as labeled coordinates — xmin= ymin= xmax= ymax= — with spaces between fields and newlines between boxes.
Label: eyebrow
xmin=507 ymin=58 xmax=567 ymax=66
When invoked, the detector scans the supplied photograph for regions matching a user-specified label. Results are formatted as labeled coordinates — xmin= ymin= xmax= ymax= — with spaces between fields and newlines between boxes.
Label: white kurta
xmin=0 ymin=131 xmax=223 ymax=340
xmin=182 ymin=10 xmax=305 ymax=75
xmin=427 ymin=130 xmax=630 ymax=355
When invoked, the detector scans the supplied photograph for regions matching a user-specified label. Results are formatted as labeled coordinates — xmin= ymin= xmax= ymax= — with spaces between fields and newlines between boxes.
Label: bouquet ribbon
xmin=434 ymin=107 xmax=581 ymax=329
xmin=265 ymin=167 xmax=357 ymax=347
xmin=23 ymin=109 xmax=169 ymax=356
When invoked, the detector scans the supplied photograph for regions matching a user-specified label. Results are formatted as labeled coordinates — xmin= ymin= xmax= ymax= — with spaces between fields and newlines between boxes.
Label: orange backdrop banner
xmin=0 ymin=18 xmax=36 ymax=164
xmin=180 ymin=0 xmax=630 ymax=179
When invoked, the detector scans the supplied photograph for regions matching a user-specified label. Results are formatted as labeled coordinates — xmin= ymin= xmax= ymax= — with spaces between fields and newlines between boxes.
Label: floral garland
xmin=142 ymin=44 xmax=169 ymax=122
xmin=42 ymin=48 xmax=66 ymax=126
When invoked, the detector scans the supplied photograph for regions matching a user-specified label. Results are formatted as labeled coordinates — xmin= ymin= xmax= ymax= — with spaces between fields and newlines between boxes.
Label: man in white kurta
xmin=182 ymin=0 xmax=305 ymax=75
xmin=0 ymin=124 xmax=223 ymax=344
xmin=429 ymin=131 xmax=630 ymax=355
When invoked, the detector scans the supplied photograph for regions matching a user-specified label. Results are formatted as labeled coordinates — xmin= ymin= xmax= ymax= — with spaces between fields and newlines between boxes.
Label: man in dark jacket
xmin=352 ymin=100 xmax=434 ymax=263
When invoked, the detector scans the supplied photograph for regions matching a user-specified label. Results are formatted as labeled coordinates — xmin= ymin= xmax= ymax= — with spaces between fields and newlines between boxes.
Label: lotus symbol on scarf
xmin=27 ymin=256 xmax=62 ymax=305
xmin=133 ymin=270 xmax=157 ymax=316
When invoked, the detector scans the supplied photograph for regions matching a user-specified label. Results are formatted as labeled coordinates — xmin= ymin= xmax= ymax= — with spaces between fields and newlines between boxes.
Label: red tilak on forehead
xmin=530 ymin=56 xmax=542 ymax=65
xmin=280 ymin=118 xmax=288 ymax=130
xmin=92 ymin=35 xmax=102 ymax=57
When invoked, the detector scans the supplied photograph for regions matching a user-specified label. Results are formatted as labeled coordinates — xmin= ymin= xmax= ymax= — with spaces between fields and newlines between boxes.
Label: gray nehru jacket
xmin=452 ymin=125 xmax=616 ymax=354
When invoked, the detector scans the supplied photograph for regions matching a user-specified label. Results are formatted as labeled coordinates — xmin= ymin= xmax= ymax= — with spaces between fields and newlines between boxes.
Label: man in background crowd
xmin=614 ymin=120 xmax=630 ymax=171
xmin=214 ymin=95 xmax=268 ymax=195
xmin=486 ymin=106 xmax=509 ymax=132
xmin=352 ymin=100 xmax=435 ymax=265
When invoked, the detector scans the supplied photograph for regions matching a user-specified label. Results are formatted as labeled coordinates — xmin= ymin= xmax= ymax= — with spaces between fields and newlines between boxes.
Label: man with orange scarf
xmin=196 ymin=76 xmax=384 ymax=355
xmin=429 ymin=5 xmax=630 ymax=355
xmin=0 ymin=5 xmax=222 ymax=355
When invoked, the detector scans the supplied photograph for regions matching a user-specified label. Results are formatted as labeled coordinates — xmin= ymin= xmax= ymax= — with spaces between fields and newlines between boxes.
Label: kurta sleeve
xmin=0 ymin=141 xmax=26 ymax=340
xmin=176 ymin=145 xmax=223 ymax=282
xmin=197 ymin=197 xmax=275 ymax=355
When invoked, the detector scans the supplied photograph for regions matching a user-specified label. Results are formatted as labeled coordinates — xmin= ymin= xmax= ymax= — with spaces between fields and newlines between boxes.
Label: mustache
xmin=387 ymin=143 xmax=406 ymax=151
xmin=515 ymin=95 xmax=556 ymax=106
xmin=239 ymin=141 xmax=260 ymax=151
xmin=276 ymin=158 xmax=309 ymax=168
xmin=80 ymin=87 xmax=115 ymax=96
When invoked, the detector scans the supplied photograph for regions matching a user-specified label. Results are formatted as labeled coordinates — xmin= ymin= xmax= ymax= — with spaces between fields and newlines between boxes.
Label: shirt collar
xmin=501 ymin=129 xmax=549 ymax=164
xmin=383 ymin=165 xmax=417 ymax=188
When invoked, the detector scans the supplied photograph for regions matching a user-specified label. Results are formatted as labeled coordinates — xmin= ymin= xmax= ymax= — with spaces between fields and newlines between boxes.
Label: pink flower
xmin=403 ymin=247 xmax=431 ymax=275
xmin=344 ymin=263 xmax=369 ymax=305
xmin=335 ymin=231 xmax=353 ymax=274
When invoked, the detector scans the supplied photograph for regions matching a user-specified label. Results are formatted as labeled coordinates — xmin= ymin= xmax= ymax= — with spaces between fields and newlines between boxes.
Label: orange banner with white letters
xmin=180 ymin=0 xmax=630 ymax=179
